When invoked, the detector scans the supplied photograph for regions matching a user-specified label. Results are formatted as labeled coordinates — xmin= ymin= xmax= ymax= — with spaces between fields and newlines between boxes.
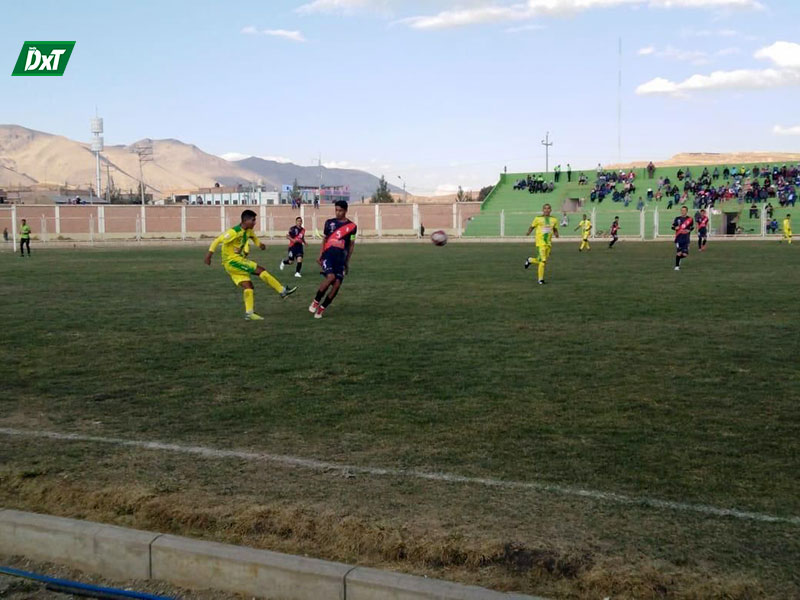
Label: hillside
xmin=0 ymin=125 xmax=402 ymax=201
xmin=234 ymin=157 xmax=402 ymax=203
xmin=608 ymin=152 xmax=800 ymax=170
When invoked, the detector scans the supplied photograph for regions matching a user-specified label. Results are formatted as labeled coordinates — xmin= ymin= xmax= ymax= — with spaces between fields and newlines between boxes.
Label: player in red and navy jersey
xmin=279 ymin=216 xmax=308 ymax=278
xmin=696 ymin=208 xmax=709 ymax=251
xmin=308 ymin=200 xmax=357 ymax=319
xmin=671 ymin=205 xmax=694 ymax=271
xmin=608 ymin=216 xmax=620 ymax=248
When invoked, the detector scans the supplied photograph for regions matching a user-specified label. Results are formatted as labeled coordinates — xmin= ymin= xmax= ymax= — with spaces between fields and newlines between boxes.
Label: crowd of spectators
xmin=590 ymin=162 xmax=799 ymax=214
xmin=510 ymin=162 xmax=799 ymax=216
xmin=513 ymin=173 xmax=555 ymax=194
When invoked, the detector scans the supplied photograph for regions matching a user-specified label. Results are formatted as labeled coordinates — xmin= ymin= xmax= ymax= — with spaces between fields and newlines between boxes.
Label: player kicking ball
xmin=309 ymin=200 xmax=357 ymax=319
xmin=671 ymin=205 xmax=694 ymax=271
xmin=205 ymin=209 xmax=297 ymax=320
xmin=279 ymin=216 xmax=308 ymax=278
xmin=524 ymin=203 xmax=559 ymax=284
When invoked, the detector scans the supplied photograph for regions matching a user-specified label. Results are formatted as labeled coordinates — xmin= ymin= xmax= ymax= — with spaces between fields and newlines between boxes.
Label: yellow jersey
xmin=579 ymin=219 xmax=592 ymax=236
xmin=208 ymin=225 xmax=261 ymax=264
xmin=530 ymin=215 xmax=558 ymax=246
xmin=783 ymin=218 xmax=792 ymax=234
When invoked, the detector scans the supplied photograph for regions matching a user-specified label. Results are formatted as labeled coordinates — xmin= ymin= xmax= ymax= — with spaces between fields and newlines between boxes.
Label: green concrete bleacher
xmin=465 ymin=162 xmax=795 ymax=238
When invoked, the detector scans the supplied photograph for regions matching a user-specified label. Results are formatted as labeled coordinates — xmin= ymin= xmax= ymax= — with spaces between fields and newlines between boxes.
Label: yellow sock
xmin=538 ymin=261 xmax=546 ymax=281
xmin=528 ymin=256 xmax=539 ymax=264
xmin=243 ymin=288 xmax=254 ymax=313
xmin=259 ymin=270 xmax=284 ymax=294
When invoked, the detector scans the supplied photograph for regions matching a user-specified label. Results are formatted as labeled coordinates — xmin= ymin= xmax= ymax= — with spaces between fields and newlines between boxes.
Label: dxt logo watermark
xmin=12 ymin=41 xmax=75 ymax=76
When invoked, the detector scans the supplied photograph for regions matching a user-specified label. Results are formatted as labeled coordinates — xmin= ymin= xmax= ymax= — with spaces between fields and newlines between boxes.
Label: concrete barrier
xmin=0 ymin=509 xmax=544 ymax=600
xmin=345 ymin=566 xmax=542 ymax=600
xmin=0 ymin=509 xmax=158 ymax=580
xmin=151 ymin=534 xmax=350 ymax=600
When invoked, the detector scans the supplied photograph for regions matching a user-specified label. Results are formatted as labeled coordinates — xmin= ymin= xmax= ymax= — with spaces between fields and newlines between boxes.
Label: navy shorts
xmin=321 ymin=249 xmax=346 ymax=280
xmin=675 ymin=234 xmax=690 ymax=255
xmin=698 ymin=228 xmax=708 ymax=238
xmin=288 ymin=243 xmax=304 ymax=259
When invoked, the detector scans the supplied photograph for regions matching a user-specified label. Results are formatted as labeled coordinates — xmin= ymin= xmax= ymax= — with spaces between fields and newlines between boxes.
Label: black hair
xmin=334 ymin=200 xmax=348 ymax=211
xmin=241 ymin=209 xmax=257 ymax=220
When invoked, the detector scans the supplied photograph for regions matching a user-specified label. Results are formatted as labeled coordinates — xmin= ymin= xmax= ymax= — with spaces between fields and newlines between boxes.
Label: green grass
xmin=1 ymin=242 xmax=799 ymax=598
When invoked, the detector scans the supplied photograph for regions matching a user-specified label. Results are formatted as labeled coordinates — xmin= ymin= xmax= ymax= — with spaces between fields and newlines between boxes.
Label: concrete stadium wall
xmin=0 ymin=203 xmax=483 ymax=242
xmin=0 ymin=509 xmax=542 ymax=600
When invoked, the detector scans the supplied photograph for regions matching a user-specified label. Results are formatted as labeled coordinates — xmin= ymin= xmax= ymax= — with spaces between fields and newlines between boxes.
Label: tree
xmin=477 ymin=185 xmax=494 ymax=203
xmin=371 ymin=175 xmax=394 ymax=203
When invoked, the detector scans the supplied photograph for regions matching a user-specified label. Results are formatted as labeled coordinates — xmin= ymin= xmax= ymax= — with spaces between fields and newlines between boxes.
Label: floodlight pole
xmin=541 ymin=131 xmax=553 ymax=173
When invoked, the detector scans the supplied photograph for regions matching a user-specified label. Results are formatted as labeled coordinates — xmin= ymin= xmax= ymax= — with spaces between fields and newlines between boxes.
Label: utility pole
xmin=541 ymin=131 xmax=553 ymax=173
xmin=132 ymin=140 xmax=153 ymax=205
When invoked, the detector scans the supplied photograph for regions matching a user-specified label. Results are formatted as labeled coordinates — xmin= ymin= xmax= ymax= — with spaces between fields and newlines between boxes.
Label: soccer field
xmin=1 ymin=241 xmax=799 ymax=599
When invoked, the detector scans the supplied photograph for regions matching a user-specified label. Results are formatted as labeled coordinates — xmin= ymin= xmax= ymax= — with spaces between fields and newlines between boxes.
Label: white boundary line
xmin=2 ymin=427 xmax=798 ymax=526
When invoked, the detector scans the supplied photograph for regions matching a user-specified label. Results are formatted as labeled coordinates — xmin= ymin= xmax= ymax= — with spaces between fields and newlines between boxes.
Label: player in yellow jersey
xmin=204 ymin=209 xmax=297 ymax=320
xmin=524 ymin=203 xmax=560 ymax=284
xmin=782 ymin=214 xmax=792 ymax=244
xmin=574 ymin=213 xmax=592 ymax=251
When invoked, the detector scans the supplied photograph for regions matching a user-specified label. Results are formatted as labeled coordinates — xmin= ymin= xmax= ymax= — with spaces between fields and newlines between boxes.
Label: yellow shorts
xmin=224 ymin=258 xmax=258 ymax=286
xmin=535 ymin=244 xmax=551 ymax=262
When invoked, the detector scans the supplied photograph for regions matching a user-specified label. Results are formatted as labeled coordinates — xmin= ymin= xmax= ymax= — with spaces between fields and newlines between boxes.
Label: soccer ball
xmin=431 ymin=230 xmax=448 ymax=246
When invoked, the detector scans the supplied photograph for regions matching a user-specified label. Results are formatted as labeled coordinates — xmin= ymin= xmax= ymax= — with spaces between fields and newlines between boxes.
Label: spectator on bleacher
xmin=578 ymin=173 xmax=588 ymax=185
xmin=647 ymin=161 xmax=655 ymax=179
xmin=647 ymin=188 xmax=653 ymax=200
xmin=561 ymin=213 xmax=569 ymax=227
xmin=749 ymin=202 xmax=759 ymax=219
xmin=567 ymin=164 xmax=572 ymax=182
xmin=554 ymin=165 xmax=561 ymax=182
xmin=637 ymin=197 xmax=644 ymax=211
xmin=766 ymin=202 xmax=774 ymax=218
xmin=723 ymin=166 xmax=730 ymax=179
xmin=713 ymin=167 xmax=720 ymax=180
xmin=596 ymin=163 xmax=603 ymax=179
xmin=767 ymin=218 xmax=779 ymax=234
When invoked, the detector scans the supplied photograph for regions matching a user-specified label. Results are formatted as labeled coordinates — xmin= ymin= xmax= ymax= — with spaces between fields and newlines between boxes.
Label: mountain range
xmin=0 ymin=125 xmax=402 ymax=201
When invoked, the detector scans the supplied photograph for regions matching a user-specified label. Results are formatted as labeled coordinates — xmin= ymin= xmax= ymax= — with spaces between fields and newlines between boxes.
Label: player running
xmin=782 ymin=214 xmax=792 ymax=244
xmin=608 ymin=216 xmax=620 ymax=249
xmin=696 ymin=208 xmax=709 ymax=251
xmin=524 ymin=203 xmax=559 ymax=284
xmin=671 ymin=205 xmax=694 ymax=271
xmin=309 ymin=200 xmax=357 ymax=319
xmin=279 ymin=216 xmax=308 ymax=278
xmin=204 ymin=209 xmax=297 ymax=320
xmin=575 ymin=214 xmax=591 ymax=251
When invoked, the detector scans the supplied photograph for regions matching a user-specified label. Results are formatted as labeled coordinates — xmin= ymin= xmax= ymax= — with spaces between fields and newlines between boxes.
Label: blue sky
xmin=3 ymin=0 xmax=799 ymax=195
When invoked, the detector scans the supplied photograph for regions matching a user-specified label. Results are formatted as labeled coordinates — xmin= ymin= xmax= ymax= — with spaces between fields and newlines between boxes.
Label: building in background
xmin=279 ymin=184 xmax=350 ymax=205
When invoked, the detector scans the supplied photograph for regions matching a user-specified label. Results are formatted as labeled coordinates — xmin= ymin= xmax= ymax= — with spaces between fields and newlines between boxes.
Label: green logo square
xmin=12 ymin=41 xmax=76 ymax=76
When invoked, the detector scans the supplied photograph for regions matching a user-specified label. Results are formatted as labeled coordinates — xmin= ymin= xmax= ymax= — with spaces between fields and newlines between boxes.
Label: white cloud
xmin=754 ymin=41 xmax=800 ymax=68
xmin=773 ymin=125 xmax=800 ymax=136
xmin=638 ymin=46 xmax=655 ymax=55
xmin=264 ymin=29 xmax=307 ymax=42
xmin=241 ymin=26 xmax=307 ymax=42
xmin=397 ymin=0 xmax=761 ymax=30
xmin=637 ymin=67 xmax=800 ymax=95
xmin=715 ymin=47 xmax=741 ymax=56
xmin=637 ymin=40 xmax=800 ymax=96
xmin=296 ymin=0 xmax=388 ymax=14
